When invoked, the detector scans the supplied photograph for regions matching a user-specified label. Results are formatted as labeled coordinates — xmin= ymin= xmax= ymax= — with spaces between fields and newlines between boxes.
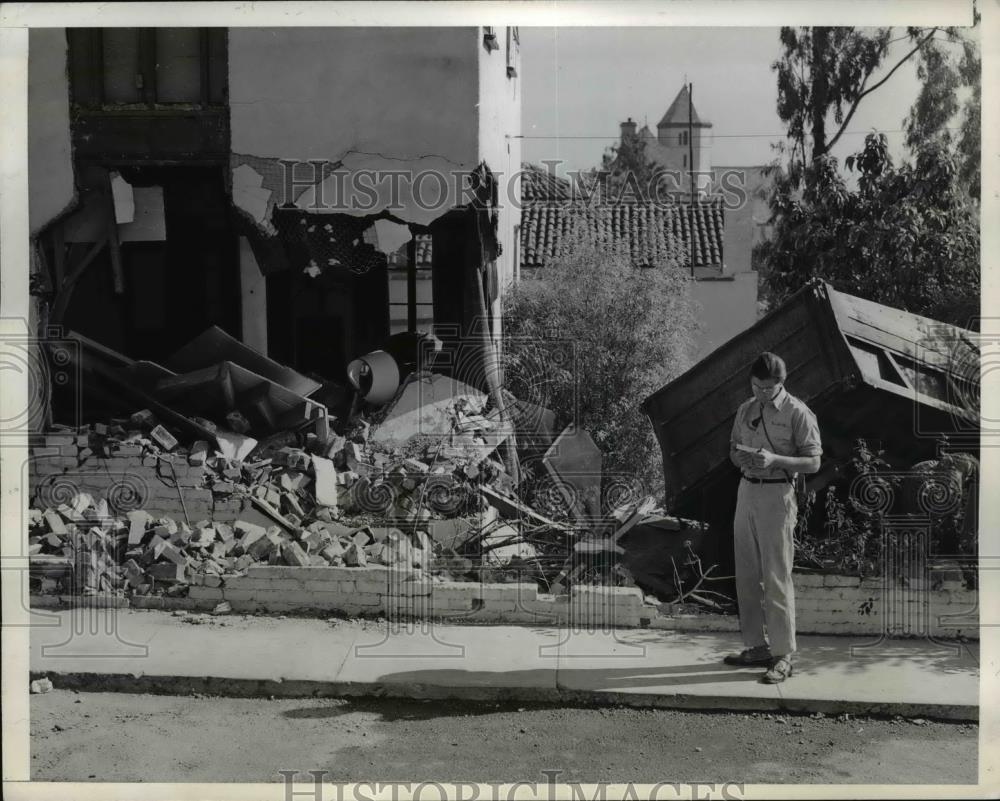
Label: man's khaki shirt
xmin=730 ymin=388 xmax=823 ymax=480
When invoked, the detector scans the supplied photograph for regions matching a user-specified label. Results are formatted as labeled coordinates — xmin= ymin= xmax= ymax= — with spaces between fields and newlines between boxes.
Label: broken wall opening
xmin=44 ymin=166 xmax=240 ymax=361
xmin=268 ymin=208 xmax=397 ymax=382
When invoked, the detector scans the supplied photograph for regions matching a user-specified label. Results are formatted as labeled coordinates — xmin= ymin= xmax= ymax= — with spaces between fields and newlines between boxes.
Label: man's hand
xmin=750 ymin=448 xmax=778 ymax=469
xmin=732 ymin=449 xmax=753 ymax=468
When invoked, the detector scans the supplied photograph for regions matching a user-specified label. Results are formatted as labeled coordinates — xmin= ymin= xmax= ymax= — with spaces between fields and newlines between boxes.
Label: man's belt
xmin=741 ymin=475 xmax=792 ymax=485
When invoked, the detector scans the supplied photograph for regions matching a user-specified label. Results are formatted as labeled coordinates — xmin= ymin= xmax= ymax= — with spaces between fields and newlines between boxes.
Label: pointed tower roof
xmin=657 ymin=85 xmax=712 ymax=128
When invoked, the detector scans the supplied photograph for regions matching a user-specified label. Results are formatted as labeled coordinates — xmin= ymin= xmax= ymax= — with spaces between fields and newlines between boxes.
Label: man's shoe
xmin=723 ymin=646 xmax=773 ymax=667
xmin=762 ymin=656 xmax=794 ymax=684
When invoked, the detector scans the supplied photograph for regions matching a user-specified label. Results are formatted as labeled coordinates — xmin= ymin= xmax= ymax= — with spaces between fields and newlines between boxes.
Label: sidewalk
xmin=27 ymin=607 xmax=979 ymax=720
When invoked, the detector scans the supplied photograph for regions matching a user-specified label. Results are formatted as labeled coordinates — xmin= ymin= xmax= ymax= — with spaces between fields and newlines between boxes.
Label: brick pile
xmin=26 ymin=390 xmax=549 ymax=599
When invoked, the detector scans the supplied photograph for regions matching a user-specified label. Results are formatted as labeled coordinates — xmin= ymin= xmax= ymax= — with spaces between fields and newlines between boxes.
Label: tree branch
xmin=826 ymin=28 xmax=939 ymax=154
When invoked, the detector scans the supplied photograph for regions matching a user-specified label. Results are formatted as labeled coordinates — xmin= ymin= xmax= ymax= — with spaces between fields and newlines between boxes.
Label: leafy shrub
xmin=502 ymin=225 xmax=699 ymax=499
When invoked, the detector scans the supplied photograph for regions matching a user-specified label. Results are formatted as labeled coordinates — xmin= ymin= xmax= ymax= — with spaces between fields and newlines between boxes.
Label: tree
xmin=589 ymin=130 xmax=663 ymax=203
xmin=904 ymin=30 xmax=981 ymax=199
xmin=502 ymin=224 xmax=698 ymax=498
xmin=759 ymin=132 xmax=979 ymax=329
xmin=774 ymin=26 xmax=942 ymax=181
xmin=760 ymin=23 xmax=981 ymax=323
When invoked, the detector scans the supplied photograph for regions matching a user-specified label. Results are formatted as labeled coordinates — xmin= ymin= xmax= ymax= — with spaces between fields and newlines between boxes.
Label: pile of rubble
xmin=29 ymin=327 xmax=714 ymax=605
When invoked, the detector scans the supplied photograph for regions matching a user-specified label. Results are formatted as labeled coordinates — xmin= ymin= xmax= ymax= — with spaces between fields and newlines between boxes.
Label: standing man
xmin=724 ymin=352 xmax=822 ymax=683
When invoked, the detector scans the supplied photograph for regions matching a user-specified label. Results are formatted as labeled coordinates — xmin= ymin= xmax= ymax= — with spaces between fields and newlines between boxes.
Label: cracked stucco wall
xmin=227 ymin=27 xmax=483 ymax=228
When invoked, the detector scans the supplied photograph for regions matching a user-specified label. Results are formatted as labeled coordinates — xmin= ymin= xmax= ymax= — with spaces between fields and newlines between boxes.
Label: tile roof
xmin=401 ymin=164 xmax=725 ymax=273
xmin=520 ymin=163 xmax=572 ymax=202
xmin=520 ymin=200 xmax=725 ymax=270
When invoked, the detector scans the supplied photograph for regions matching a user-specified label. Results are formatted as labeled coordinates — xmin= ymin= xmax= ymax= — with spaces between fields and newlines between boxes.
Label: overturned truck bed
xmin=642 ymin=280 xmax=979 ymax=572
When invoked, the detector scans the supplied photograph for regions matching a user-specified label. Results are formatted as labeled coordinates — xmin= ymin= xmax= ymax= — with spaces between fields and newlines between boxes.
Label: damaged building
xmin=24 ymin=26 xmax=709 ymax=609
xmin=28 ymin=26 xmax=522 ymax=393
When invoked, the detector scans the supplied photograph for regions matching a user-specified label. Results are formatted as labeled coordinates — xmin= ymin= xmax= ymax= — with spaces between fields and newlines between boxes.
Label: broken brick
xmin=150 ymin=425 xmax=178 ymax=452
xmin=123 ymin=559 xmax=145 ymax=589
xmin=44 ymin=510 xmax=68 ymax=536
xmin=159 ymin=541 xmax=188 ymax=567
xmin=281 ymin=541 xmax=310 ymax=567
xmin=343 ymin=542 xmax=368 ymax=567
xmin=188 ymin=442 xmax=210 ymax=466
xmin=319 ymin=540 xmax=346 ymax=563
xmin=129 ymin=409 xmax=157 ymax=429
xmin=148 ymin=563 xmax=187 ymax=583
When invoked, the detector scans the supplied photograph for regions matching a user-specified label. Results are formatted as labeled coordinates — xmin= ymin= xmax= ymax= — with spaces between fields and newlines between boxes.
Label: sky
xmin=520 ymin=27 xmax=971 ymax=176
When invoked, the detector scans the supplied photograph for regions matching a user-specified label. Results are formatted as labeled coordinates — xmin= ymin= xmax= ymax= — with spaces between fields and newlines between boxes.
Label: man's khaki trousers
xmin=733 ymin=479 xmax=798 ymax=656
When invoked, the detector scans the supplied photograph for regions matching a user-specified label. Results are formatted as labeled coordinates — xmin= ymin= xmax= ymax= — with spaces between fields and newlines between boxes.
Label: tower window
xmin=683 ymin=153 xmax=688 ymax=168
xmin=679 ymin=131 xmax=689 ymax=147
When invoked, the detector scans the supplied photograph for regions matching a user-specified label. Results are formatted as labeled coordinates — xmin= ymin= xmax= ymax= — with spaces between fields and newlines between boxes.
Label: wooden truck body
xmin=642 ymin=280 xmax=979 ymax=568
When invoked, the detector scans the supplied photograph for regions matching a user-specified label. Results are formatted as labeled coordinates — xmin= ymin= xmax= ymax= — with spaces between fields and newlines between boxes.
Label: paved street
xmin=30 ymin=689 xmax=977 ymax=785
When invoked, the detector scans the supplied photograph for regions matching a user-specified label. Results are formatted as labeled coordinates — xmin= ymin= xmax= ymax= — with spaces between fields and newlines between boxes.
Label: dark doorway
xmin=63 ymin=166 xmax=240 ymax=363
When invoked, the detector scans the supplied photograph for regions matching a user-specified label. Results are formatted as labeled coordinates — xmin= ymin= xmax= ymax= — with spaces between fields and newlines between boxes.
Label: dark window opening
xmin=891 ymin=354 xmax=953 ymax=403
xmin=846 ymin=337 xmax=908 ymax=387
xmin=57 ymin=166 xmax=240 ymax=363
xmin=68 ymin=27 xmax=228 ymax=108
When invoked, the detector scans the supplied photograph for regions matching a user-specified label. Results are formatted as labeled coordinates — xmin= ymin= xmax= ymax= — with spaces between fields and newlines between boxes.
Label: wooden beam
xmin=105 ymin=186 xmax=125 ymax=295
xmin=49 ymin=236 xmax=109 ymax=324
xmin=407 ymin=236 xmax=417 ymax=331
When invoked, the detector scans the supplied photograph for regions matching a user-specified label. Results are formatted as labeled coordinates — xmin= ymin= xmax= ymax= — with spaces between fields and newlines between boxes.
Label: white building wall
xmin=478 ymin=27 xmax=522 ymax=294
xmin=28 ymin=28 xmax=74 ymax=235
xmin=690 ymin=271 xmax=759 ymax=362
xmin=228 ymin=27 xmax=482 ymax=227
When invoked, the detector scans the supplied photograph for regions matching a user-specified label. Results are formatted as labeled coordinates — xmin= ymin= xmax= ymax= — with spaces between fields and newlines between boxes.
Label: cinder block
xmin=481 ymin=600 xmax=518 ymax=613
xmin=355 ymin=578 xmax=390 ymax=595
xmin=426 ymin=584 xmax=476 ymax=602
xmin=349 ymin=592 xmax=384 ymax=608
xmin=791 ymin=572 xmax=827 ymax=588
xmin=440 ymin=596 xmax=477 ymax=612
xmin=516 ymin=599 xmax=566 ymax=618
xmin=188 ymin=585 xmax=224 ymax=601
xmin=821 ymin=574 xmax=863 ymax=588
xmin=477 ymin=583 xmax=536 ymax=602
xmin=302 ymin=579 xmax=357 ymax=594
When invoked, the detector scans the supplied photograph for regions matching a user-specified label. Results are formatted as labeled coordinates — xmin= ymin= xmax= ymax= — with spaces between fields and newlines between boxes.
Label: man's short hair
xmin=751 ymin=352 xmax=787 ymax=382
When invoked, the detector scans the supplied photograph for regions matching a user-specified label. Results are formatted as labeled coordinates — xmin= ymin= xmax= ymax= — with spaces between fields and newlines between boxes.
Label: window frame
xmin=506 ymin=26 xmax=519 ymax=78
xmin=69 ymin=27 xmax=226 ymax=109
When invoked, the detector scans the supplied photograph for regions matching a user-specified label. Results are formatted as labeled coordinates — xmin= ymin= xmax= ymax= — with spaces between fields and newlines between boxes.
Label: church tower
xmin=655 ymin=85 xmax=712 ymax=196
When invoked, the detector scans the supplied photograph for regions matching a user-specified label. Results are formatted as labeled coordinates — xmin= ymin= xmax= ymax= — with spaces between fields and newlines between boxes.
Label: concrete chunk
xmin=126 ymin=510 xmax=152 ymax=546
xmin=311 ymin=455 xmax=338 ymax=509
xmin=44 ymin=510 xmax=68 ymax=536
xmin=343 ymin=542 xmax=368 ymax=567
xmin=282 ymin=541 xmax=310 ymax=567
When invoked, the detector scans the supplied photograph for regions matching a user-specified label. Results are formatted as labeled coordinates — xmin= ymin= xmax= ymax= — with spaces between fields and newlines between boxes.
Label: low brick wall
xmin=29 ymin=567 xmax=979 ymax=640
xmin=178 ymin=566 xmax=650 ymax=627
xmin=28 ymin=439 xmax=246 ymax=523
xmin=793 ymin=572 xmax=978 ymax=639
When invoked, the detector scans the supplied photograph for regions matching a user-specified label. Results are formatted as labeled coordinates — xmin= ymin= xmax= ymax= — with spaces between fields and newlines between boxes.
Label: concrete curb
xmin=30 ymin=669 xmax=978 ymax=722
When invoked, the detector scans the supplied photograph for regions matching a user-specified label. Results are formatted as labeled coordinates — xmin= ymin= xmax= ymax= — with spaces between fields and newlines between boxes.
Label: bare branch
xmin=827 ymin=28 xmax=939 ymax=154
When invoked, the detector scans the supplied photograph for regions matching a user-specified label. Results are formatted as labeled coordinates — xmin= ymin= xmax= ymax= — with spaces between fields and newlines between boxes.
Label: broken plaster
xmin=231 ymin=150 xmax=489 ymax=232
xmin=368 ymin=219 xmax=413 ymax=257
xmin=231 ymin=163 xmax=274 ymax=229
